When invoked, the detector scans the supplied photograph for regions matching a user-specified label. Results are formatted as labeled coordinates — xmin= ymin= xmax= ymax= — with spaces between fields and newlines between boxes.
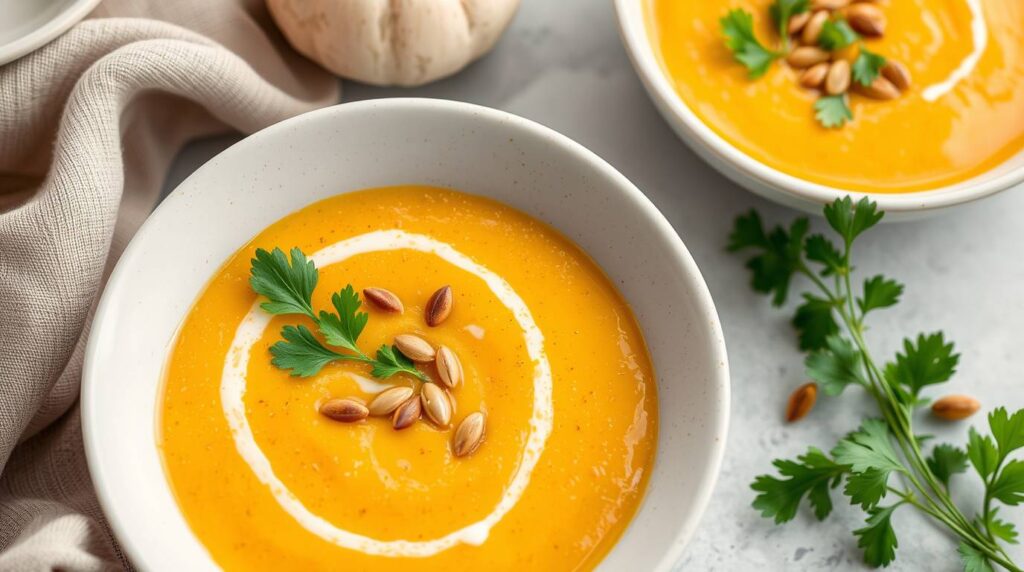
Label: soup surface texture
xmin=160 ymin=186 xmax=657 ymax=570
xmin=647 ymin=0 xmax=1024 ymax=193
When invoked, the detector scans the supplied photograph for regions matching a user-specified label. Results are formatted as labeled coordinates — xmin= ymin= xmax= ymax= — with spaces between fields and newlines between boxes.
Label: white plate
xmin=0 ymin=0 xmax=100 ymax=65
xmin=614 ymin=0 xmax=1024 ymax=218
xmin=82 ymin=99 xmax=730 ymax=570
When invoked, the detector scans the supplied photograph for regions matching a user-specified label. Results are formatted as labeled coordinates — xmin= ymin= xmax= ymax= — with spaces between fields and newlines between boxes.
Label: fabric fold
xmin=0 ymin=1 xmax=340 ymax=567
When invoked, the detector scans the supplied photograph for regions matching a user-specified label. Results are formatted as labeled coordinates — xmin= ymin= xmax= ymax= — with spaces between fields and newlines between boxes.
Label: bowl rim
xmin=0 ymin=0 xmax=102 ymax=66
xmin=81 ymin=98 xmax=731 ymax=570
xmin=613 ymin=0 xmax=1024 ymax=213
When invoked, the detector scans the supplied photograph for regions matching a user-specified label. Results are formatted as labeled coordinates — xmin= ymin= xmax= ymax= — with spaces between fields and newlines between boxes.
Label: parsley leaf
xmin=317 ymin=285 xmax=369 ymax=354
xmin=270 ymin=325 xmax=344 ymax=377
xmin=793 ymin=294 xmax=841 ymax=351
xmin=854 ymin=504 xmax=901 ymax=567
xmin=844 ymin=468 xmax=891 ymax=509
xmin=250 ymin=247 xmax=318 ymax=317
xmin=988 ymin=407 xmax=1024 ymax=459
xmin=926 ymin=444 xmax=969 ymax=487
xmin=752 ymin=447 xmax=847 ymax=523
xmin=984 ymin=508 xmax=1019 ymax=544
xmin=728 ymin=211 xmax=808 ymax=306
xmin=853 ymin=47 xmax=887 ymax=87
xmin=990 ymin=460 xmax=1024 ymax=506
xmin=805 ymin=334 xmax=865 ymax=396
xmin=769 ymin=0 xmax=810 ymax=40
xmin=884 ymin=333 xmax=959 ymax=397
xmin=805 ymin=234 xmax=845 ymax=276
xmin=858 ymin=275 xmax=904 ymax=315
xmin=824 ymin=196 xmax=884 ymax=246
xmin=815 ymin=95 xmax=853 ymax=129
xmin=728 ymin=209 xmax=769 ymax=250
xmin=721 ymin=9 xmax=779 ymax=79
xmin=968 ymin=427 xmax=1000 ymax=480
xmin=818 ymin=18 xmax=860 ymax=51
xmin=832 ymin=419 xmax=905 ymax=474
xmin=959 ymin=542 xmax=995 ymax=572
xmin=371 ymin=345 xmax=419 ymax=379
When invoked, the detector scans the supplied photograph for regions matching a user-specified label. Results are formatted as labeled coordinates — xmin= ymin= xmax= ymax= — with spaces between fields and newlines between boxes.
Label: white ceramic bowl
xmin=82 ymin=99 xmax=730 ymax=570
xmin=614 ymin=0 xmax=1024 ymax=218
xmin=0 ymin=0 xmax=101 ymax=65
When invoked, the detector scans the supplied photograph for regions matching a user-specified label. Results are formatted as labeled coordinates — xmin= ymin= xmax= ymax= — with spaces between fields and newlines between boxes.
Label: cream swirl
xmin=220 ymin=230 xmax=553 ymax=557
xmin=922 ymin=0 xmax=987 ymax=101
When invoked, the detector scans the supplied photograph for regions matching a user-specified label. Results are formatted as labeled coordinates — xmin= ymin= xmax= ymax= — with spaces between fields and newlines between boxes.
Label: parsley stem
xmin=799 ymin=264 xmax=1012 ymax=565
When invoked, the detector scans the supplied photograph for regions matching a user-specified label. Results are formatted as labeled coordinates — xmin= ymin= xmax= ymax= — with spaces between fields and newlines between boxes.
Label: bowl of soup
xmin=82 ymin=99 xmax=729 ymax=570
xmin=615 ymin=0 xmax=1024 ymax=217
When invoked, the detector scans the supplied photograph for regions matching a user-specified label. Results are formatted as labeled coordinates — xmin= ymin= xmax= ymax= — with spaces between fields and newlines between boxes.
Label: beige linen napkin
xmin=0 ymin=1 xmax=339 ymax=569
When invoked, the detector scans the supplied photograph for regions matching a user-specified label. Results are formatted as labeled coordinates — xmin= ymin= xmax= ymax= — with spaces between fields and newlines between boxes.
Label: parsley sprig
xmin=731 ymin=198 xmax=1024 ymax=571
xmin=721 ymin=9 xmax=781 ymax=79
xmin=249 ymin=247 xmax=428 ymax=381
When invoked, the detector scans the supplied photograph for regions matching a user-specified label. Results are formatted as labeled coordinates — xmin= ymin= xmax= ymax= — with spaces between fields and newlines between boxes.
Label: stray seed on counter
xmin=786 ymin=383 xmax=818 ymax=422
xmin=788 ymin=12 xmax=811 ymax=35
xmin=435 ymin=345 xmax=463 ymax=389
xmin=394 ymin=334 xmax=436 ymax=362
xmin=801 ymin=10 xmax=829 ymax=45
xmin=825 ymin=60 xmax=851 ymax=95
xmin=425 ymin=285 xmax=453 ymax=327
xmin=421 ymin=383 xmax=453 ymax=427
xmin=393 ymin=396 xmax=422 ymax=430
xmin=320 ymin=398 xmax=369 ymax=423
xmin=452 ymin=412 xmax=486 ymax=457
xmin=881 ymin=60 xmax=912 ymax=91
xmin=856 ymin=76 xmax=901 ymax=100
xmin=846 ymin=3 xmax=886 ymax=37
xmin=368 ymin=386 xmax=415 ymax=417
xmin=363 ymin=287 xmax=404 ymax=313
xmin=788 ymin=46 xmax=830 ymax=68
xmin=800 ymin=62 xmax=829 ymax=89
xmin=932 ymin=395 xmax=981 ymax=421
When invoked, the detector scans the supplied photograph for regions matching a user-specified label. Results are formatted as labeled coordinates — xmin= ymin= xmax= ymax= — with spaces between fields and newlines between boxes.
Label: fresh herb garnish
xmin=853 ymin=46 xmax=887 ymax=87
xmin=721 ymin=9 xmax=780 ymax=79
xmin=818 ymin=18 xmax=861 ymax=50
xmin=769 ymin=0 xmax=810 ymax=48
xmin=730 ymin=198 xmax=1024 ymax=570
xmin=249 ymin=247 xmax=427 ymax=381
xmin=814 ymin=95 xmax=853 ymax=129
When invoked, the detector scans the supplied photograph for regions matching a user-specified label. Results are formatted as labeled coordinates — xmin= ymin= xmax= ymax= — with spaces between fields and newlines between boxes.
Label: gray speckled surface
xmin=164 ymin=1 xmax=1024 ymax=569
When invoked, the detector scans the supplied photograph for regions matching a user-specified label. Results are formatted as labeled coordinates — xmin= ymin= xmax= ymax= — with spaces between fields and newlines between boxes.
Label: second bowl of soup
xmin=616 ymin=0 xmax=1024 ymax=216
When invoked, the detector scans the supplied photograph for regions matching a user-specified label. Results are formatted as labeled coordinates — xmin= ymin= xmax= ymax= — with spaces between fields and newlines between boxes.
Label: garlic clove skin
xmin=267 ymin=0 xmax=522 ymax=87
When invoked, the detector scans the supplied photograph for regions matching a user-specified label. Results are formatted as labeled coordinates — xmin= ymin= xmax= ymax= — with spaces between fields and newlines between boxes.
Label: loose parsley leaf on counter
xmin=721 ymin=9 xmax=779 ymax=79
xmin=732 ymin=197 xmax=1024 ymax=570
xmin=927 ymin=444 xmax=970 ymax=487
xmin=855 ymin=505 xmax=901 ymax=567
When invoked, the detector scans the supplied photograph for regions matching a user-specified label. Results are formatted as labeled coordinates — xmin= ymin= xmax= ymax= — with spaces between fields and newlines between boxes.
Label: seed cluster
xmin=318 ymin=286 xmax=486 ymax=458
xmin=787 ymin=0 xmax=911 ymax=109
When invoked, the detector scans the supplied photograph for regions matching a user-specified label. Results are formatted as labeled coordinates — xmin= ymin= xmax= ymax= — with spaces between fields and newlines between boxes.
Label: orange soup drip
xmin=647 ymin=0 xmax=1024 ymax=193
xmin=159 ymin=186 xmax=658 ymax=570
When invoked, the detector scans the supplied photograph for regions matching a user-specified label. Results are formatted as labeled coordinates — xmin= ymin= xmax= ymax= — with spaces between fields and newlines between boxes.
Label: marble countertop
xmin=164 ymin=1 xmax=1024 ymax=569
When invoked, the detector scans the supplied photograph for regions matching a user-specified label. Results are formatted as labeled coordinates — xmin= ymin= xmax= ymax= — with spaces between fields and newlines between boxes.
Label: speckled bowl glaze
xmin=614 ymin=0 xmax=1024 ymax=219
xmin=82 ymin=99 xmax=730 ymax=570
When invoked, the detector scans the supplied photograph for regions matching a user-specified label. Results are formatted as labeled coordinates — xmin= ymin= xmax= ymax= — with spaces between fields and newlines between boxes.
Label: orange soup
xmin=646 ymin=0 xmax=1024 ymax=193
xmin=159 ymin=186 xmax=658 ymax=570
